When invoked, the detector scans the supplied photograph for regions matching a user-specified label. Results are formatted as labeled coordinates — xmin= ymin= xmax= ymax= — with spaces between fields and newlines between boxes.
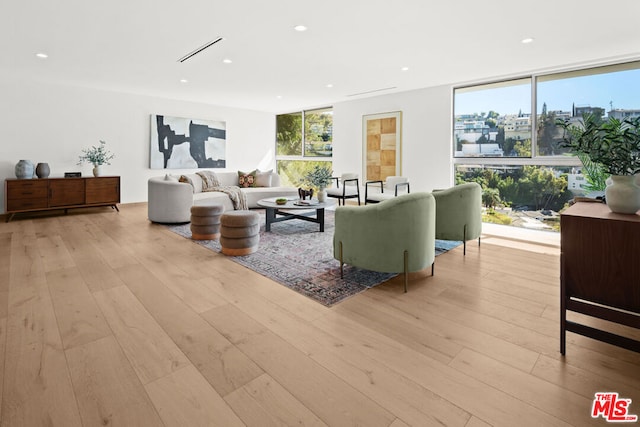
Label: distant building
xmin=454 ymin=120 xmax=492 ymax=143
xmin=608 ymin=109 xmax=640 ymax=120
xmin=567 ymin=173 xmax=587 ymax=195
xmin=573 ymin=105 xmax=605 ymax=118
xmin=457 ymin=143 xmax=503 ymax=157
xmin=549 ymin=110 xmax=572 ymax=121
xmin=503 ymin=114 xmax=531 ymax=140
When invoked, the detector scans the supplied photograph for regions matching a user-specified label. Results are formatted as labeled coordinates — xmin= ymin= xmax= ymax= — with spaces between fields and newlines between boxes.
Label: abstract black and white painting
xmin=150 ymin=115 xmax=226 ymax=169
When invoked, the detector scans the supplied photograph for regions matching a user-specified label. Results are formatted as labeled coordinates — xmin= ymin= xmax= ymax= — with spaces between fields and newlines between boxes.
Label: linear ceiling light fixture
xmin=177 ymin=37 xmax=224 ymax=62
xmin=347 ymin=87 xmax=397 ymax=97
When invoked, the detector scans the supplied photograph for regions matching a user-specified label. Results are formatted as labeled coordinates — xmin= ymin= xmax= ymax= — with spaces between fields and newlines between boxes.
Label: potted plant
xmin=304 ymin=165 xmax=333 ymax=202
xmin=78 ymin=140 xmax=115 ymax=177
xmin=559 ymin=114 xmax=640 ymax=214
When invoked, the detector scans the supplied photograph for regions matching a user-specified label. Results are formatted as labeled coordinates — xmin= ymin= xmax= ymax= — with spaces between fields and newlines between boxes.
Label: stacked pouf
xmin=190 ymin=203 xmax=224 ymax=240
xmin=220 ymin=210 xmax=260 ymax=256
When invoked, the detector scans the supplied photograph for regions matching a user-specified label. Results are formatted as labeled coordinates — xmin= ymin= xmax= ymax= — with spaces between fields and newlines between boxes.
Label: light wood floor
xmin=1 ymin=203 xmax=639 ymax=427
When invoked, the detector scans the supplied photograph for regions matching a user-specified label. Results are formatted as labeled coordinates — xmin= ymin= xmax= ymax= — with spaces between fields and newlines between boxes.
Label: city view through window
xmin=454 ymin=61 xmax=640 ymax=232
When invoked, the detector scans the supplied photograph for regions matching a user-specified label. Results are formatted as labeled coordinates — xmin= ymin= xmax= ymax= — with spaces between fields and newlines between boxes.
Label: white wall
xmin=0 ymin=80 xmax=275 ymax=214
xmin=332 ymin=85 xmax=453 ymax=193
xmin=1 ymin=79 xmax=456 ymax=216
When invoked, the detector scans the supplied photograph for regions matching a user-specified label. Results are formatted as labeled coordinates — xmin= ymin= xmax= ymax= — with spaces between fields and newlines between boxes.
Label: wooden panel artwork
xmin=364 ymin=112 xmax=401 ymax=182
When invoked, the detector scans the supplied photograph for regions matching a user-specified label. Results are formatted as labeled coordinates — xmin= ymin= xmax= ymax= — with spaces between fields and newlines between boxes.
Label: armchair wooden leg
xmin=339 ymin=241 xmax=344 ymax=279
xmin=431 ymin=261 xmax=434 ymax=276
xmin=403 ymin=250 xmax=408 ymax=293
xmin=478 ymin=236 xmax=481 ymax=248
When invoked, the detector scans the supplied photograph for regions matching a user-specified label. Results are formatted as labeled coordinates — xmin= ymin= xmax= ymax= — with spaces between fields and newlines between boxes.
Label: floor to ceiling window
xmin=276 ymin=107 xmax=333 ymax=187
xmin=453 ymin=60 xmax=640 ymax=231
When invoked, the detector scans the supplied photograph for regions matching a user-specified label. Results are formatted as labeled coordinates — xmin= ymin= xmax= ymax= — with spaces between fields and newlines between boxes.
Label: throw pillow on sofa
xmin=255 ymin=169 xmax=273 ymax=187
xmin=238 ymin=170 xmax=257 ymax=188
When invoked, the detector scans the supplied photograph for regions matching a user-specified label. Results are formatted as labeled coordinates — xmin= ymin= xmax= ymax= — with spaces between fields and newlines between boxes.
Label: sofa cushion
xmin=242 ymin=187 xmax=298 ymax=207
xmin=255 ymin=169 xmax=273 ymax=187
xmin=238 ymin=170 xmax=257 ymax=188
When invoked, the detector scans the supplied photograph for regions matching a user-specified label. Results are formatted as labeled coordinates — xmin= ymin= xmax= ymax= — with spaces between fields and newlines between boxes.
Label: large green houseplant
xmin=559 ymin=114 xmax=640 ymax=213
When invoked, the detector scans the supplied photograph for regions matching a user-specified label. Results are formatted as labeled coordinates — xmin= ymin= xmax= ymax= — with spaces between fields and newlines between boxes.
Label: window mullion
xmin=531 ymin=75 xmax=538 ymax=158
xmin=301 ymin=110 xmax=306 ymax=157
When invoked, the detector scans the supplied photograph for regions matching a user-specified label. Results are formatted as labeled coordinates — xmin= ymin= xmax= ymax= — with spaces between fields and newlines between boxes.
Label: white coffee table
xmin=257 ymin=198 xmax=336 ymax=232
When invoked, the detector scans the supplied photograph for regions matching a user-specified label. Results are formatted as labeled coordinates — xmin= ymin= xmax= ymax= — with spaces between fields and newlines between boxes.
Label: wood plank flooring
xmin=1 ymin=203 xmax=639 ymax=426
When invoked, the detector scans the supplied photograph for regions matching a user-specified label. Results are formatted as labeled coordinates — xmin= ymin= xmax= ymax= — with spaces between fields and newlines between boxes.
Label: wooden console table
xmin=5 ymin=176 xmax=120 ymax=222
xmin=560 ymin=202 xmax=640 ymax=354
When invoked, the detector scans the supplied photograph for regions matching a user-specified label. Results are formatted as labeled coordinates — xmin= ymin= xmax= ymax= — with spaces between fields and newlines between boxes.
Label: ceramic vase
xmin=317 ymin=188 xmax=327 ymax=203
xmin=15 ymin=160 xmax=34 ymax=179
xmin=35 ymin=162 xmax=50 ymax=178
xmin=604 ymin=175 xmax=640 ymax=214
xmin=92 ymin=164 xmax=102 ymax=177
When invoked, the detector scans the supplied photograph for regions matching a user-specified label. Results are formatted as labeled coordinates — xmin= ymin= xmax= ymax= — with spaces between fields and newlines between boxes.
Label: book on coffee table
xmin=294 ymin=200 xmax=319 ymax=206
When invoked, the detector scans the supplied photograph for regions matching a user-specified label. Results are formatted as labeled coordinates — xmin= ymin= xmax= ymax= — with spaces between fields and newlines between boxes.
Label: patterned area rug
xmin=167 ymin=210 xmax=461 ymax=306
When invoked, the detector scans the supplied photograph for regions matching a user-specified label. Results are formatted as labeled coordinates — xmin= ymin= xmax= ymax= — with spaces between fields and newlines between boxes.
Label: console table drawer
xmin=6 ymin=180 xmax=48 ymax=199
xmin=7 ymin=198 xmax=48 ymax=211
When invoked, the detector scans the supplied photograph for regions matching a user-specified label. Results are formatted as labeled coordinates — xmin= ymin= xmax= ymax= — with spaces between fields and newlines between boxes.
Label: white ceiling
xmin=2 ymin=0 xmax=640 ymax=113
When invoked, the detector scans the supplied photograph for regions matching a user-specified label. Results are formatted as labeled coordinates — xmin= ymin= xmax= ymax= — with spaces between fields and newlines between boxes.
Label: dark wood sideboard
xmin=5 ymin=176 xmax=120 ymax=222
xmin=560 ymin=202 xmax=640 ymax=354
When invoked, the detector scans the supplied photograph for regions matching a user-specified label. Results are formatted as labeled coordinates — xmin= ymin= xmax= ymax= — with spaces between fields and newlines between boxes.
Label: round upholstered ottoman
xmin=220 ymin=210 xmax=260 ymax=256
xmin=190 ymin=203 xmax=224 ymax=240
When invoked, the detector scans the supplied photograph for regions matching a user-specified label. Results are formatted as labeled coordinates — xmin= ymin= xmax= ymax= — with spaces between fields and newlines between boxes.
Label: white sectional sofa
xmin=148 ymin=170 xmax=299 ymax=223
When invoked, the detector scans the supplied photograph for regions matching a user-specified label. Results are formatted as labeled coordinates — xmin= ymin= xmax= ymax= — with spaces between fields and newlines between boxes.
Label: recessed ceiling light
xmin=294 ymin=25 xmax=307 ymax=32
xmin=35 ymin=53 xmax=48 ymax=59
xmin=276 ymin=95 xmax=283 ymax=99
xmin=401 ymin=67 xmax=409 ymax=71
xmin=222 ymin=58 xmax=232 ymax=64
xmin=180 ymin=79 xmax=188 ymax=83
xmin=521 ymin=37 xmax=534 ymax=44
xmin=326 ymin=84 xmax=333 ymax=88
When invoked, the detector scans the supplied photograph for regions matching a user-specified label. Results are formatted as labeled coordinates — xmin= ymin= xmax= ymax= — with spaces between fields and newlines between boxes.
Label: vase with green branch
xmin=559 ymin=114 xmax=640 ymax=213
xmin=304 ymin=165 xmax=333 ymax=202
xmin=78 ymin=140 xmax=115 ymax=177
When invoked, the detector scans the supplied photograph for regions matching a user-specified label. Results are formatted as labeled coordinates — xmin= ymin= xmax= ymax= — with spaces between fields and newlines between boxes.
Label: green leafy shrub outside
xmin=482 ymin=208 xmax=512 ymax=225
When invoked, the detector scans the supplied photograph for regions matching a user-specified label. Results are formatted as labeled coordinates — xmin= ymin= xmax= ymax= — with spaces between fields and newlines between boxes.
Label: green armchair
xmin=333 ymin=192 xmax=436 ymax=292
xmin=432 ymin=182 xmax=482 ymax=255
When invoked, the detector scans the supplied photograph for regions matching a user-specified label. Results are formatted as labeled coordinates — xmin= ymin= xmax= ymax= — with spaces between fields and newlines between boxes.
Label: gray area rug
xmin=167 ymin=210 xmax=461 ymax=306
